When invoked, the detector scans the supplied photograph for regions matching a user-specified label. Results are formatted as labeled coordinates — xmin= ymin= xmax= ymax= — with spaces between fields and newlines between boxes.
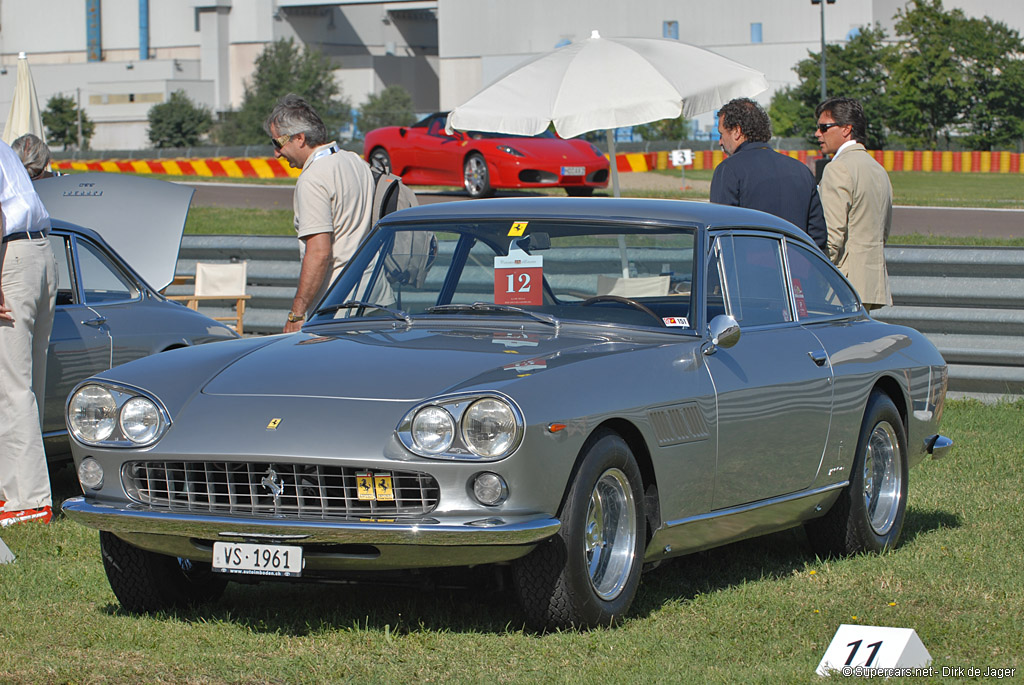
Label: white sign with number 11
xmin=816 ymin=624 xmax=931 ymax=676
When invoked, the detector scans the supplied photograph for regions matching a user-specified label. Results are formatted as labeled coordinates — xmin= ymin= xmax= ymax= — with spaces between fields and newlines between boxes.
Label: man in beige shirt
xmin=815 ymin=97 xmax=893 ymax=310
xmin=264 ymin=94 xmax=375 ymax=332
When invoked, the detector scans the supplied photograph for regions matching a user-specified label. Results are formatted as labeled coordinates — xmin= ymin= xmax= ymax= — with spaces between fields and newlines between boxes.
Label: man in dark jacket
xmin=710 ymin=98 xmax=826 ymax=251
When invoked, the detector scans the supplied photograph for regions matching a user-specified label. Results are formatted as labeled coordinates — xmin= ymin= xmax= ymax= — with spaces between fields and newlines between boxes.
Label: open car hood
xmin=35 ymin=172 xmax=194 ymax=291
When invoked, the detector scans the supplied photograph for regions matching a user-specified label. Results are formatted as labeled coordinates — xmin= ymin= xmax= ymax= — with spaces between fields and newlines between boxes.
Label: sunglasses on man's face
xmin=817 ymin=122 xmax=842 ymax=134
xmin=271 ymin=134 xmax=291 ymax=150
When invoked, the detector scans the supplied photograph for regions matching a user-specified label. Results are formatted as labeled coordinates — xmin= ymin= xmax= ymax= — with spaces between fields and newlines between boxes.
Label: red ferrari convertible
xmin=363 ymin=112 xmax=609 ymax=198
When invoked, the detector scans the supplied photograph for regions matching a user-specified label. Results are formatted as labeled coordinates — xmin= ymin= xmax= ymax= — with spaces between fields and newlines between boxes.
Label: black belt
xmin=2 ymin=230 xmax=48 ymax=243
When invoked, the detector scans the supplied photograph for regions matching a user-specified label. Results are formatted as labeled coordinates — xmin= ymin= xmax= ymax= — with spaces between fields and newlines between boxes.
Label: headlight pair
xmin=398 ymin=394 xmax=523 ymax=461
xmin=67 ymin=383 xmax=169 ymax=447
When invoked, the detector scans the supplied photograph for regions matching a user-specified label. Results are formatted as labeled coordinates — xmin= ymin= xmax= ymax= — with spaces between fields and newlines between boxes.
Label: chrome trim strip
xmin=61 ymin=497 xmax=560 ymax=546
xmin=661 ymin=482 xmax=849 ymax=530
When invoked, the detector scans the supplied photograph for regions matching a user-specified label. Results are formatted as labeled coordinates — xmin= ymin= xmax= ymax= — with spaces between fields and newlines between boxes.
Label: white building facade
xmin=0 ymin=0 xmax=1020 ymax=149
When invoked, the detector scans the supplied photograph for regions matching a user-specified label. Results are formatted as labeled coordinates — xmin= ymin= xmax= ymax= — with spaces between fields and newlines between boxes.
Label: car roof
xmin=380 ymin=197 xmax=814 ymax=246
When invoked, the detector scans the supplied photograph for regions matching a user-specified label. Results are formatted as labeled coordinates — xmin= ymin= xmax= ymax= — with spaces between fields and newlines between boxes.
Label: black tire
xmin=513 ymin=431 xmax=645 ymax=630
xmin=463 ymin=153 xmax=493 ymax=198
xmin=100 ymin=531 xmax=227 ymax=613
xmin=805 ymin=392 xmax=909 ymax=558
xmin=565 ymin=187 xmax=594 ymax=197
xmin=369 ymin=147 xmax=391 ymax=174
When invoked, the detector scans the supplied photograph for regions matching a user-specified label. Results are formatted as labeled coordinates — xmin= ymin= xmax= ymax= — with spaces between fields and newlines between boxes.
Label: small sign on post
xmin=670 ymin=148 xmax=693 ymax=190
xmin=816 ymin=624 xmax=931 ymax=676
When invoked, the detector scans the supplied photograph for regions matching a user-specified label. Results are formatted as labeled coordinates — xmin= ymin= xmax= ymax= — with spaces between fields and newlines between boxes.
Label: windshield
xmin=311 ymin=218 xmax=697 ymax=331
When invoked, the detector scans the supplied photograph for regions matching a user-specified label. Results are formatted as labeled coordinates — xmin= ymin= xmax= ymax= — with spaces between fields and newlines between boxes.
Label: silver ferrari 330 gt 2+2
xmin=63 ymin=198 xmax=952 ymax=630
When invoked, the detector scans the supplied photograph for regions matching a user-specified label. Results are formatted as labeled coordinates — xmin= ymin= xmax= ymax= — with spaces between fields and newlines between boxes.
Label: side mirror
xmin=704 ymin=314 xmax=740 ymax=355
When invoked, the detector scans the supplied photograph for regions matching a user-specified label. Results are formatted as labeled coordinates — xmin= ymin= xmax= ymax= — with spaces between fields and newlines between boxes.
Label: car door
xmin=702 ymin=232 xmax=834 ymax=510
xmin=43 ymin=233 xmax=112 ymax=435
xmin=415 ymin=115 xmax=465 ymax=183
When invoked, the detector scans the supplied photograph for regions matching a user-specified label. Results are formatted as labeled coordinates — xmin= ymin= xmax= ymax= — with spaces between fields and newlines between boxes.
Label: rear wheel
xmin=805 ymin=392 xmax=908 ymax=557
xmin=369 ymin=147 xmax=391 ymax=173
xmin=463 ymin=153 xmax=493 ymax=198
xmin=513 ymin=431 xmax=645 ymax=630
xmin=100 ymin=531 xmax=226 ymax=612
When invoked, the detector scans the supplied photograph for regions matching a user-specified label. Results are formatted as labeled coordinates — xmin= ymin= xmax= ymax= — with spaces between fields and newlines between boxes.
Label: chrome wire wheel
xmin=584 ymin=467 xmax=638 ymax=600
xmin=863 ymin=420 xmax=902 ymax=536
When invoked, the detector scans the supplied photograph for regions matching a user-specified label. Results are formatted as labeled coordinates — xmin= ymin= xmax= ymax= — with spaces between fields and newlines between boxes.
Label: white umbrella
xmin=3 ymin=52 xmax=47 ymax=145
xmin=446 ymin=30 xmax=768 ymax=197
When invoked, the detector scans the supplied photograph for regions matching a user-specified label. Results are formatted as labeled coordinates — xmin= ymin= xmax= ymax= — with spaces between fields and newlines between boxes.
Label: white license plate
xmin=212 ymin=541 xmax=303 ymax=577
xmin=560 ymin=166 xmax=585 ymax=176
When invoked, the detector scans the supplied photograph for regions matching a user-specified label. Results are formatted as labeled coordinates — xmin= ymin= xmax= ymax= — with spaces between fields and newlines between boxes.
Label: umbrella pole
xmin=606 ymin=129 xmax=621 ymax=198
xmin=606 ymin=129 xmax=630 ymax=277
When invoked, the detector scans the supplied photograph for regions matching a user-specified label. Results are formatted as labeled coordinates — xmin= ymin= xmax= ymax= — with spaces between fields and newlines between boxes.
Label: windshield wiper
xmin=427 ymin=302 xmax=560 ymax=329
xmin=315 ymin=300 xmax=413 ymax=325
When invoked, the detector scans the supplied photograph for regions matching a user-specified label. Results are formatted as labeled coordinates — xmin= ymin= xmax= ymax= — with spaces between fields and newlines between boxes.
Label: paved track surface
xmin=185 ymin=178 xmax=1022 ymax=239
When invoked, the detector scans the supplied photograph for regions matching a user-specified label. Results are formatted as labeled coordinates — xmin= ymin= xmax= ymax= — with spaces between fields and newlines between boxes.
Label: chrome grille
xmin=122 ymin=461 xmax=440 ymax=518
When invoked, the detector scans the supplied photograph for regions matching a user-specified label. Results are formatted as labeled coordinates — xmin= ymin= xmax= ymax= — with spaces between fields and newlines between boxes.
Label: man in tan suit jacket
xmin=815 ymin=97 xmax=893 ymax=309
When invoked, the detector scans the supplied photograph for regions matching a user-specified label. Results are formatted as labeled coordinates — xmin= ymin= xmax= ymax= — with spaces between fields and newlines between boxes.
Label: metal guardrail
xmin=171 ymin=237 xmax=1024 ymax=399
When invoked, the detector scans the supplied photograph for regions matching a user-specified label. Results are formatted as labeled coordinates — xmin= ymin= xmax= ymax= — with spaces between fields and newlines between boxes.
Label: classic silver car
xmin=62 ymin=198 xmax=951 ymax=630
xmin=35 ymin=173 xmax=238 ymax=459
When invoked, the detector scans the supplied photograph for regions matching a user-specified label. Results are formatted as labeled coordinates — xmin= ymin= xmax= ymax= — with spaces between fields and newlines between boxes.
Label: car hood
xmin=35 ymin=172 xmax=194 ymax=291
xmin=202 ymin=325 xmax=655 ymax=401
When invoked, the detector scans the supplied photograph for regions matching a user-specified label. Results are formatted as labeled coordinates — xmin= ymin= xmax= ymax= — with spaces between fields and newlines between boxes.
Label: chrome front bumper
xmin=63 ymin=497 xmax=562 ymax=570
xmin=62 ymin=497 xmax=560 ymax=546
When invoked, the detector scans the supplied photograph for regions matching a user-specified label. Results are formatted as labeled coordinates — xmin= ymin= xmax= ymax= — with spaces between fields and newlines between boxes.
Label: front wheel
xmin=805 ymin=391 xmax=909 ymax=557
xmin=463 ymin=153 xmax=493 ymax=198
xmin=513 ymin=431 xmax=645 ymax=630
xmin=100 ymin=531 xmax=227 ymax=613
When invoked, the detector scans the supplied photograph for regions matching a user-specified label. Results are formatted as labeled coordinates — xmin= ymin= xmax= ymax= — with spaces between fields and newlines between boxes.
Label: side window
xmin=711 ymin=234 xmax=791 ymax=326
xmin=48 ymin=235 xmax=76 ymax=306
xmin=786 ymin=242 xmax=860 ymax=319
xmin=76 ymin=239 xmax=140 ymax=304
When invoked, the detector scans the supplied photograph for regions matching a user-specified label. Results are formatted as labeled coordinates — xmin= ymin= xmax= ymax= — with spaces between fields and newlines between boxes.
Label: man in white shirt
xmin=263 ymin=94 xmax=375 ymax=332
xmin=0 ymin=139 xmax=57 ymax=527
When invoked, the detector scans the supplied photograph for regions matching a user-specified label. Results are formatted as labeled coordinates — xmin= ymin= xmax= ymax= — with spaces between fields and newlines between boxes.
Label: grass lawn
xmin=1 ymin=399 xmax=1020 ymax=683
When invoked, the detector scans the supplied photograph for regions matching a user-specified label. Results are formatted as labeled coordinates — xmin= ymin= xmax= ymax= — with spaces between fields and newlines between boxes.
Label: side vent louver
xmin=648 ymin=403 xmax=710 ymax=447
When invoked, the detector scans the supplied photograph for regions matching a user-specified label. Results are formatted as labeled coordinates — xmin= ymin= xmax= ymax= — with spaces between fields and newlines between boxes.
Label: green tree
xmin=949 ymin=14 xmax=1024 ymax=149
xmin=358 ymin=84 xmax=416 ymax=134
xmin=42 ymin=94 xmax=94 ymax=150
xmin=147 ymin=90 xmax=213 ymax=148
xmin=888 ymin=0 xmax=1024 ymax=149
xmin=633 ymin=115 xmax=691 ymax=143
xmin=770 ymin=25 xmax=896 ymax=148
xmin=889 ymin=0 xmax=971 ymax=148
xmin=217 ymin=38 xmax=351 ymax=145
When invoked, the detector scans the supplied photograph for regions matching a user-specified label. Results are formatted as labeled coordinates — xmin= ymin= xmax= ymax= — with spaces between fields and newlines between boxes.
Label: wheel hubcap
xmin=863 ymin=421 xmax=902 ymax=536
xmin=584 ymin=468 xmax=637 ymax=600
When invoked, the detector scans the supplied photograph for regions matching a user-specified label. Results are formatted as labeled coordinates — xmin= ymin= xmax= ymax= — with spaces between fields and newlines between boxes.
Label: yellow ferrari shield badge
xmin=356 ymin=471 xmax=375 ymax=501
xmin=508 ymin=221 xmax=528 ymax=237
xmin=266 ymin=418 xmax=282 ymax=430
xmin=374 ymin=473 xmax=395 ymax=501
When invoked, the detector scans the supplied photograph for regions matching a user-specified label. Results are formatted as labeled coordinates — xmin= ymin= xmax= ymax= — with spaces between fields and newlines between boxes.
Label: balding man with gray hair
xmin=264 ymin=94 xmax=375 ymax=332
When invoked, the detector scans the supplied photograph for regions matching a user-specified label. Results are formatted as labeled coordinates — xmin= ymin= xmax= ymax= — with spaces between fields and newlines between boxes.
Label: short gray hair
xmin=12 ymin=133 xmax=52 ymax=180
xmin=263 ymin=94 xmax=329 ymax=147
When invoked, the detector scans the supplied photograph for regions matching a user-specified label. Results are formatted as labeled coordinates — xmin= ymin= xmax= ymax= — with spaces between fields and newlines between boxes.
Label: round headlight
xmin=68 ymin=385 xmax=118 ymax=443
xmin=462 ymin=398 xmax=517 ymax=458
xmin=119 ymin=396 xmax=161 ymax=444
xmin=411 ymin=405 xmax=455 ymax=454
xmin=78 ymin=457 xmax=104 ymax=490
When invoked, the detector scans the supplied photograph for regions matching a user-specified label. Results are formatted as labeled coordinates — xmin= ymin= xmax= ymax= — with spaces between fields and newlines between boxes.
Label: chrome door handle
xmin=808 ymin=350 xmax=828 ymax=367
xmin=82 ymin=317 xmax=107 ymax=327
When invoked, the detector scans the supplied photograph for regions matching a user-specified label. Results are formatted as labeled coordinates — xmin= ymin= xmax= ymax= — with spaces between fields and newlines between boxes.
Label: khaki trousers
xmin=0 ymin=237 xmax=57 ymax=511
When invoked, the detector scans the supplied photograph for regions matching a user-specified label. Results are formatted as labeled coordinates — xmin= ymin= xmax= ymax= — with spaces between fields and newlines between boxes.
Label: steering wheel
xmin=579 ymin=295 xmax=665 ymax=326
